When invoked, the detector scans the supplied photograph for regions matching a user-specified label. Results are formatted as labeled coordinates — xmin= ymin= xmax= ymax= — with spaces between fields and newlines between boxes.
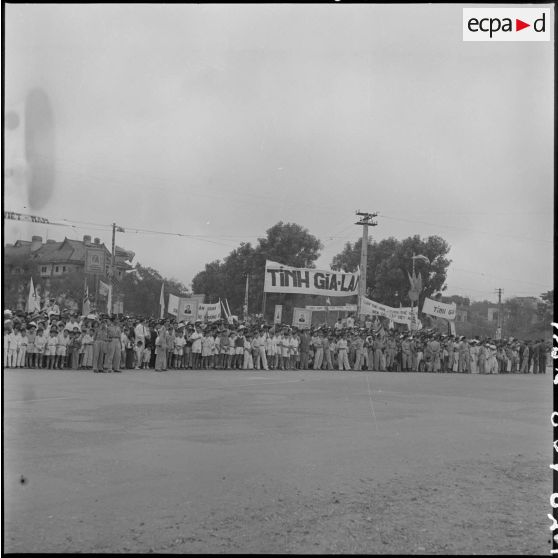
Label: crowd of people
xmin=3 ymin=307 xmax=550 ymax=375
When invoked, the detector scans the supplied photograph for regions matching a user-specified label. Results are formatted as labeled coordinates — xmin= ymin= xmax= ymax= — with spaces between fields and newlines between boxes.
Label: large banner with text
xmin=421 ymin=297 xmax=457 ymax=320
xmin=197 ymin=302 xmax=222 ymax=322
xmin=264 ymin=260 xmax=359 ymax=297
xmin=360 ymin=296 xmax=418 ymax=325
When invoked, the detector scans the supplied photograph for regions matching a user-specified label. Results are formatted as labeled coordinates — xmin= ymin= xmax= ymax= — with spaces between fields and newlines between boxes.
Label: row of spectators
xmin=3 ymin=308 xmax=549 ymax=374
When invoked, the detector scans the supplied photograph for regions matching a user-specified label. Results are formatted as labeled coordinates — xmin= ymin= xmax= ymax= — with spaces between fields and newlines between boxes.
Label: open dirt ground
xmin=3 ymin=368 xmax=552 ymax=554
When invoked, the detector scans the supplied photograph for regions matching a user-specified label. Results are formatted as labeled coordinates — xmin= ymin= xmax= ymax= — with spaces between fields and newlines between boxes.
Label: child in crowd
xmin=135 ymin=339 xmax=144 ymax=369
xmin=6 ymin=326 xmax=18 ymax=368
xmin=26 ymin=325 xmax=36 ymax=368
xmin=68 ymin=331 xmax=81 ymax=369
xmin=173 ymin=330 xmax=186 ymax=369
xmin=55 ymin=329 xmax=70 ymax=369
xmin=201 ymin=330 xmax=212 ymax=370
xmin=234 ymin=330 xmax=244 ymax=369
xmin=243 ymin=334 xmax=254 ymax=369
xmin=34 ymin=328 xmax=47 ymax=368
xmin=227 ymin=331 xmax=236 ymax=369
xmin=190 ymin=327 xmax=202 ymax=369
xmin=46 ymin=329 xmax=58 ymax=369
xmin=80 ymin=329 xmax=94 ymax=369
xmin=142 ymin=339 xmax=152 ymax=369
xmin=16 ymin=327 xmax=28 ymax=368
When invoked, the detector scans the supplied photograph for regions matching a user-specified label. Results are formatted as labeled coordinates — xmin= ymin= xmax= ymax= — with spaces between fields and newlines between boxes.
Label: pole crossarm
xmin=355 ymin=211 xmax=379 ymax=316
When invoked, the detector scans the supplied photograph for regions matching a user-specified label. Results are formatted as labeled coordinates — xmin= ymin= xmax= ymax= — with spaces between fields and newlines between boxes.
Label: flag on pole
xmin=99 ymin=281 xmax=110 ymax=296
xmin=159 ymin=282 xmax=165 ymax=319
xmin=107 ymin=284 xmax=113 ymax=316
xmin=26 ymin=277 xmax=39 ymax=313
xmin=83 ymin=280 xmax=91 ymax=316
xmin=221 ymin=299 xmax=230 ymax=320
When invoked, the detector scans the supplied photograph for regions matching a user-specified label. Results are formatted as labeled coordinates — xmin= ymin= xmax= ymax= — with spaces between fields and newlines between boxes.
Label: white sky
xmin=3 ymin=3 xmax=554 ymax=302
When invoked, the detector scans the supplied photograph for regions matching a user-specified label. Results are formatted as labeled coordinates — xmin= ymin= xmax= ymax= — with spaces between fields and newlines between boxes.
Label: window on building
xmin=55 ymin=266 xmax=59 ymax=273
xmin=62 ymin=266 xmax=66 ymax=272
xmin=41 ymin=266 xmax=47 ymax=274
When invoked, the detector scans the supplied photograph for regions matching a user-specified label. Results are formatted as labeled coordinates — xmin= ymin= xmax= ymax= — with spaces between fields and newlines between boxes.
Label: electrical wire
xmin=379 ymin=213 xmax=552 ymax=245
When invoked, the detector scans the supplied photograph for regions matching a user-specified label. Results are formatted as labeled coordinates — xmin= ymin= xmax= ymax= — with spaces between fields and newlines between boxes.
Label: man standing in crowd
xmin=336 ymin=332 xmax=351 ymax=371
xmin=299 ymin=328 xmax=311 ymax=370
xmin=134 ymin=317 xmax=150 ymax=348
xmin=255 ymin=328 xmax=269 ymax=371
xmin=154 ymin=322 xmax=169 ymax=372
xmin=536 ymin=339 xmax=547 ymax=374
xmin=105 ymin=316 xmax=122 ymax=373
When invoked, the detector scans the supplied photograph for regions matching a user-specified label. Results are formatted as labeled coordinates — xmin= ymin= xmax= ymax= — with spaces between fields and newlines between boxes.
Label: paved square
xmin=3 ymin=369 xmax=551 ymax=554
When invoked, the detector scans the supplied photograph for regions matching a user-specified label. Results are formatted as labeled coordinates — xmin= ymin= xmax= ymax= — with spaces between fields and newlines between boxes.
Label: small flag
xmin=159 ymin=282 xmax=165 ymax=319
xmin=83 ymin=281 xmax=91 ymax=316
xmin=221 ymin=299 xmax=230 ymax=320
xmin=26 ymin=278 xmax=39 ymax=313
xmin=99 ymin=280 xmax=110 ymax=296
xmin=107 ymin=284 xmax=113 ymax=316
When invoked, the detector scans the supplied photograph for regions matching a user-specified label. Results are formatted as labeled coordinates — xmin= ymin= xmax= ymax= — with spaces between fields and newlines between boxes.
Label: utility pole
xmin=243 ymin=274 xmax=249 ymax=320
xmin=108 ymin=223 xmax=124 ymax=316
xmin=495 ymin=288 xmax=503 ymax=339
xmin=355 ymin=211 xmax=378 ymax=317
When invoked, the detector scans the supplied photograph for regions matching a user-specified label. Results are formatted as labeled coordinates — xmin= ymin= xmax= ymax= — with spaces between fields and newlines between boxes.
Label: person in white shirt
xmin=6 ymin=325 xmax=18 ymax=368
xmin=55 ymin=329 xmax=71 ymax=369
xmin=243 ymin=334 xmax=254 ymax=369
xmin=255 ymin=330 xmax=269 ymax=370
xmin=34 ymin=328 xmax=47 ymax=368
xmin=16 ymin=329 xmax=28 ymax=368
xmin=46 ymin=329 xmax=58 ymax=369
xmin=190 ymin=326 xmax=202 ymax=369
xmin=3 ymin=320 xmax=13 ymax=368
xmin=46 ymin=300 xmax=60 ymax=318
xmin=268 ymin=332 xmax=279 ymax=370
xmin=289 ymin=333 xmax=299 ymax=370
xmin=336 ymin=334 xmax=351 ymax=371
xmin=173 ymin=330 xmax=186 ymax=369
xmin=66 ymin=315 xmax=80 ymax=332
xmin=134 ymin=319 xmax=150 ymax=348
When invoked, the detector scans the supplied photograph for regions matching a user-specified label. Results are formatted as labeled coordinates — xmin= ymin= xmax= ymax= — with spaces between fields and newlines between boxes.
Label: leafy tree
xmin=3 ymin=268 xmax=88 ymax=313
xmin=331 ymin=234 xmax=451 ymax=309
xmin=502 ymin=296 xmax=549 ymax=340
xmin=538 ymin=290 xmax=554 ymax=325
xmin=191 ymin=222 xmax=323 ymax=320
xmin=119 ymin=263 xmax=190 ymax=317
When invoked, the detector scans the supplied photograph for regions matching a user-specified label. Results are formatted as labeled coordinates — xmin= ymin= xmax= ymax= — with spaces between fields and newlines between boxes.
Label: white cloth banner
xmin=197 ymin=302 xmax=221 ymax=322
xmin=26 ymin=278 xmax=40 ymax=313
xmin=306 ymin=305 xmax=357 ymax=312
xmin=292 ymin=307 xmax=312 ymax=329
xmin=167 ymin=294 xmax=180 ymax=316
xmin=264 ymin=260 xmax=359 ymax=297
xmin=360 ymin=297 xmax=418 ymax=325
xmin=421 ymin=297 xmax=457 ymax=320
